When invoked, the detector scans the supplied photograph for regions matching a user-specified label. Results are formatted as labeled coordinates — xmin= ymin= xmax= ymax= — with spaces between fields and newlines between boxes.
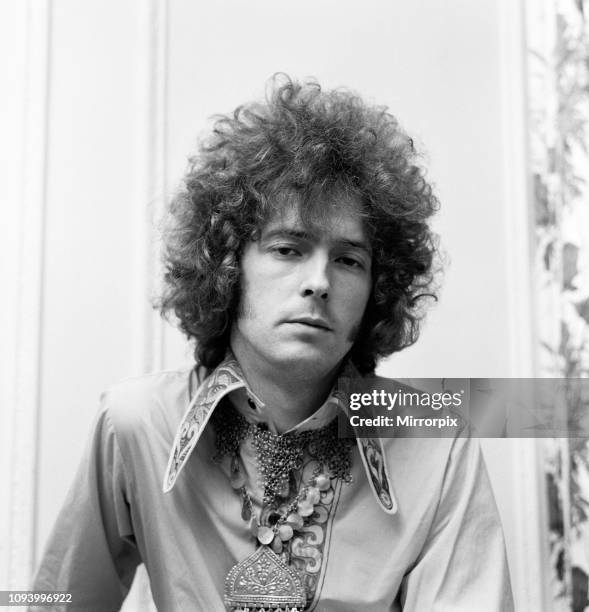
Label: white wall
xmin=1 ymin=0 xmax=545 ymax=609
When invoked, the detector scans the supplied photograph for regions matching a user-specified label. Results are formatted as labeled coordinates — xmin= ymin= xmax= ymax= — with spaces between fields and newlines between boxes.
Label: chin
xmin=268 ymin=345 xmax=345 ymax=376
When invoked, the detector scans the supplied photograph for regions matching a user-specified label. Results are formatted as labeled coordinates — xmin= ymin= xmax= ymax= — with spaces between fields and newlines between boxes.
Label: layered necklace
xmin=212 ymin=402 xmax=354 ymax=612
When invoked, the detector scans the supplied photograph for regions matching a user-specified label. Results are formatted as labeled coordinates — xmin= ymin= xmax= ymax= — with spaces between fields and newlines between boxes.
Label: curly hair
xmin=158 ymin=74 xmax=440 ymax=374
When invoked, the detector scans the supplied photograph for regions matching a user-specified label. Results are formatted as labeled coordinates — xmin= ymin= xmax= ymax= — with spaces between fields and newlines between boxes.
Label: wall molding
xmin=496 ymin=0 xmax=549 ymax=609
xmin=498 ymin=0 xmax=535 ymax=379
xmin=9 ymin=0 xmax=52 ymax=589
xmin=512 ymin=439 xmax=552 ymax=610
xmin=133 ymin=0 xmax=169 ymax=376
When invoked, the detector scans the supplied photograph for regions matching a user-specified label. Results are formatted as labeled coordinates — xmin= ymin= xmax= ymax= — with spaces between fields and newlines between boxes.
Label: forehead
xmin=261 ymin=192 xmax=370 ymax=242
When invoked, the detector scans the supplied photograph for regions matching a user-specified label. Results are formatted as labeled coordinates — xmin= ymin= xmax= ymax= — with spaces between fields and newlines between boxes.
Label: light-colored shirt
xmin=32 ymin=355 xmax=514 ymax=611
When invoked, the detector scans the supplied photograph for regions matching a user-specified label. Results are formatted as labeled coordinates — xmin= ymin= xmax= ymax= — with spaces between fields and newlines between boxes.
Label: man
xmin=33 ymin=75 xmax=513 ymax=610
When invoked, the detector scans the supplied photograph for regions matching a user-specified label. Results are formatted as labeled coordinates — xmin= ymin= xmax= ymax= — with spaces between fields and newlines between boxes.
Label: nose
xmin=299 ymin=252 xmax=330 ymax=300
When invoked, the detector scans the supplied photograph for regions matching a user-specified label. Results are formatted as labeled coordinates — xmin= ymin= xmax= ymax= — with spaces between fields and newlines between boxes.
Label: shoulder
xmin=98 ymin=365 xmax=208 ymax=437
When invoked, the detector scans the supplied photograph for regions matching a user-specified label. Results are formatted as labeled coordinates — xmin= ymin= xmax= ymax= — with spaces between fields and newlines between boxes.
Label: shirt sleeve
xmin=30 ymin=397 xmax=141 ymax=612
xmin=399 ymin=435 xmax=514 ymax=611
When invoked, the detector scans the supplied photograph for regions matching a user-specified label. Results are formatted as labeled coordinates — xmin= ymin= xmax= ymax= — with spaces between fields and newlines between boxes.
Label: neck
xmin=231 ymin=353 xmax=339 ymax=433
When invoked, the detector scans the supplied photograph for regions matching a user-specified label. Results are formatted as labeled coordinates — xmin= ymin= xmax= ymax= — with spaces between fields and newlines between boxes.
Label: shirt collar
xmin=163 ymin=353 xmax=397 ymax=515
xmin=229 ymin=385 xmax=340 ymax=434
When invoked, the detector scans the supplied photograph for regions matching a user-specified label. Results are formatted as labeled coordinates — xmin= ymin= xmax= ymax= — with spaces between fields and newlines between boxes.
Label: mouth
xmin=287 ymin=317 xmax=332 ymax=331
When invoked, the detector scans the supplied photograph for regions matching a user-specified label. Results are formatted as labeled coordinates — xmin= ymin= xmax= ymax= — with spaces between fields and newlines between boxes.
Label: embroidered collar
xmin=163 ymin=353 xmax=398 ymax=515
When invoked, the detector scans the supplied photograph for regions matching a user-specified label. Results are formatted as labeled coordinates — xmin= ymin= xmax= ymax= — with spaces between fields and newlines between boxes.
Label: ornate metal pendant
xmin=224 ymin=545 xmax=306 ymax=612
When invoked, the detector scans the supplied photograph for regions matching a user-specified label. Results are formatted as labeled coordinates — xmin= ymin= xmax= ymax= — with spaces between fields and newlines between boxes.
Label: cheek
xmin=347 ymin=321 xmax=362 ymax=343
xmin=341 ymin=285 xmax=371 ymax=343
xmin=236 ymin=270 xmax=257 ymax=321
xmin=349 ymin=279 xmax=372 ymax=313
xmin=236 ymin=271 xmax=274 ymax=322
xmin=236 ymin=294 xmax=255 ymax=320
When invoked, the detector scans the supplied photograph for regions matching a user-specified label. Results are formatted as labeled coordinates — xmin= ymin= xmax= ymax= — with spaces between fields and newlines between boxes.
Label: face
xmin=230 ymin=196 xmax=372 ymax=380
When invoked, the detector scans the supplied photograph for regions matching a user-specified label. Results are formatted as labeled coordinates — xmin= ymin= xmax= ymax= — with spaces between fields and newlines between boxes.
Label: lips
xmin=287 ymin=316 xmax=332 ymax=331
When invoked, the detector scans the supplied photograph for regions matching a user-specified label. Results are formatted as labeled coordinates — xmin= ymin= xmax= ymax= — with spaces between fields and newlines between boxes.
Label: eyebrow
xmin=261 ymin=228 xmax=372 ymax=255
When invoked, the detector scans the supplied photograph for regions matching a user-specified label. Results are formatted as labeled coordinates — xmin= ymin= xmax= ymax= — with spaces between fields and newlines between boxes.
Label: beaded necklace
xmin=212 ymin=403 xmax=354 ymax=612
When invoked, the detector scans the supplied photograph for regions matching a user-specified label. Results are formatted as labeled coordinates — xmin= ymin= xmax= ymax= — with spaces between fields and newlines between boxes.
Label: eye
xmin=271 ymin=245 xmax=301 ymax=257
xmin=336 ymin=256 xmax=364 ymax=269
